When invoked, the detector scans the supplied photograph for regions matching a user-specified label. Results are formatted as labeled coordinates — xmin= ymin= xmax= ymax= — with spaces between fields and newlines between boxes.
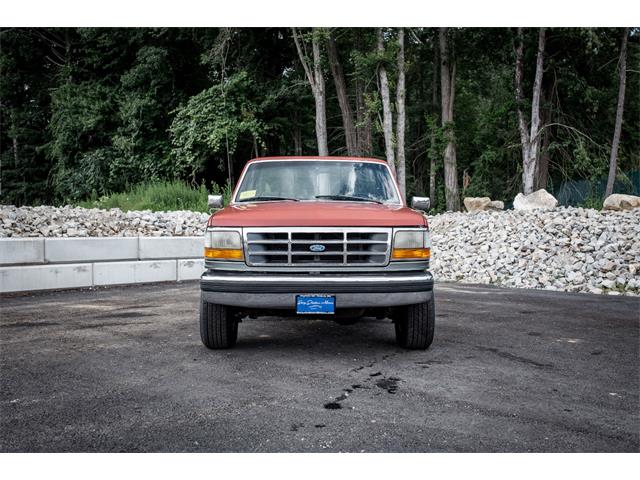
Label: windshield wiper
xmin=315 ymin=195 xmax=383 ymax=204
xmin=238 ymin=196 xmax=299 ymax=202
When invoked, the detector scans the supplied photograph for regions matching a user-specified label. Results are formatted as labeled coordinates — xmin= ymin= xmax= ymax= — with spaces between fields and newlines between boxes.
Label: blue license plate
xmin=296 ymin=295 xmax=335 ymax=314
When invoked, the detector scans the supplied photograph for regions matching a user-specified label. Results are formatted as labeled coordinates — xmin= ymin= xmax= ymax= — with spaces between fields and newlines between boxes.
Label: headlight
xmin=204 ymin=229 xmax=244 ymax=261
xmin=392 ymin=229 xmax=430 ymax=260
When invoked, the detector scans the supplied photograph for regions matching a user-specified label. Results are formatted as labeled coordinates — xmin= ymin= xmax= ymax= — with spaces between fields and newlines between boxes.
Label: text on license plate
xmin=296 ymin=295 xmax=335 ymax=314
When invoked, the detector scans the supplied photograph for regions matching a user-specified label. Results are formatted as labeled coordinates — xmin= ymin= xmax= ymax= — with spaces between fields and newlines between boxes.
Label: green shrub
xmin=77 ymin=180 xmax=231 ymax=213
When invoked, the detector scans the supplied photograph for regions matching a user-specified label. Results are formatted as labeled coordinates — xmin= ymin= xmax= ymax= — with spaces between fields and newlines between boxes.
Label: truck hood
xmin=208 ymin=201 xmax=427 ymax=227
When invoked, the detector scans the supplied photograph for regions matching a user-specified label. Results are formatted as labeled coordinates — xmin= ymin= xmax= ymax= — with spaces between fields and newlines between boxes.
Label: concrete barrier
xmin=45 ymin=237 xmax=139 ymax=263
xmin=178 ymin=259 xmax=205 ymax=281
xmin=93 ymin=260 xmax=177 ymax=286
xmin=139 ymin=237 xmax=202 ymax=260
xmin=0 ymin=238 xmax=44 ymax=265
xmin=0 ymin=236 xmax=205 ymax=293
xmin=0 ymin=263 xmax=93 ymax=292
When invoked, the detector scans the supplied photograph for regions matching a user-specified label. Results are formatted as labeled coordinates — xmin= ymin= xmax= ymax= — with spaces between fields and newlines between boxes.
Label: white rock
xmin=463 ymin=197 xmax=497 ymax=213
xmin=513 ymin=189 xmax=558 ymax=211
xmin=2 ymin=203 xmax=638 ymax=297
xmin=603 ymin=194 xmax=640 ymax=211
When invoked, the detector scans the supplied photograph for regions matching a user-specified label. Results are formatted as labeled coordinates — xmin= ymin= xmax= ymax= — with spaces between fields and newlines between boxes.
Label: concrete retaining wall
xmin=0 ymin=237 xmax=205 ymax=293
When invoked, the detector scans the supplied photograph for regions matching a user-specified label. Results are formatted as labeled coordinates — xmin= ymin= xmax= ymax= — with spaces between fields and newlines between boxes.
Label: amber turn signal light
xmin=391 ymin=248 xmax=430 ymax=260
xmin=204 ymin=247 xmax=244 ymax=260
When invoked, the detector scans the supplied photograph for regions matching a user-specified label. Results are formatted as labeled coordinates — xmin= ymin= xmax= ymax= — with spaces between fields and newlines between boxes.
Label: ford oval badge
xmin=309 ymin=244 xmax=326 ymax=252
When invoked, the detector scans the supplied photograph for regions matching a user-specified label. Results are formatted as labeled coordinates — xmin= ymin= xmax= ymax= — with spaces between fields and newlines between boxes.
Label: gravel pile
xmin=429 ymin=207 xmax=640 ymax=296
xmin=0 ymin=205 xmax=209 ymax=237
xmin=2 ymin=204 xmax=638 ymax=296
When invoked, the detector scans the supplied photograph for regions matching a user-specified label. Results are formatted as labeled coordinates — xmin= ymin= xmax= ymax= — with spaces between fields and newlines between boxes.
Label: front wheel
xmin=394 ymin=296 xmax=435 ymax=350
xmin=200 ymin=298 xmax=238 ymax=349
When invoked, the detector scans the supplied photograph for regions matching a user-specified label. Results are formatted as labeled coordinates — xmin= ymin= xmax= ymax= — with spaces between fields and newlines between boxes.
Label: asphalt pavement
xmin=1 ymin=282 xmax=638 ymax=452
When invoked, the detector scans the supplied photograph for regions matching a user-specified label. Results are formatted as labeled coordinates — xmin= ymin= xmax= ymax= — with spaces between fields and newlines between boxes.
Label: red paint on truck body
xmin=208 ymin=201 xmax=426 ymax=227
xmin=207 ymin=157 xmax=428 ymax=228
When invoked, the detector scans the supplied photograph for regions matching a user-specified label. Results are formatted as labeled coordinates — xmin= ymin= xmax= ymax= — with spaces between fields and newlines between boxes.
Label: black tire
xmin=200 ymin=298 xmax=238 ymax=349
xmin=394 ymin=296 xmax=435 ymax=350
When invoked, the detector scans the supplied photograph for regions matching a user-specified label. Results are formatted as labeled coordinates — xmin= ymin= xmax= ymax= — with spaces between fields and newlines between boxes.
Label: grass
xmin=76 ymin=180 xmax=231 ymax=213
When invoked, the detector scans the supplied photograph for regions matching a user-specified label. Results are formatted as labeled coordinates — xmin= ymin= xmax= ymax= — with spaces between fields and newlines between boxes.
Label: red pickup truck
xmin=200 ymin=157 xmax=434 ymax=349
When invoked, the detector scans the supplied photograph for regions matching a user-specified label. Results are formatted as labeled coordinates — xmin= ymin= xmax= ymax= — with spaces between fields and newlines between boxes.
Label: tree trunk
xmin=327 ymin=31 xmax=357 ymax=156
xmin=536 ymin=86 xmax=553 ymax=190
xmin=311 ymin=30 xmax=329 ymax=156
xmin=355 ymin=77 xmax=372 ymax=156
xmin=514 ymin=27 xmax=531 ymax=171
xmin=292 ymin=111 xmax=303 ymax=155
xmin=514 ymin=27 xmax=547 ymax=195
xmin=605 ymin=27 xmax=629 ymax=198
xmin=395 ymin=28 xmax=407 ymax=200
xmin=523 ymin=28 xmax=546 ymax=195
xmin=429 ymin=39 xmax=438 ymax=208
xmin=537 ymin=126 xmax=551 ymax=191
xmin=439 ymin=28 xmax=460 ymax=212
xmin=11 ymin=112 xmax=19 ymax=168
xmin=292 ymin=27 xmax=329 ymax=156
xmin=377 ymin=28 xmax=395 ymax=174
xmin=12 ymin=136 xmax=19 ymax=167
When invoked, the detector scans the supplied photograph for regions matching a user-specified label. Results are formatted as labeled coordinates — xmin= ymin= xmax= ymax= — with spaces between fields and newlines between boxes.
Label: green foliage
xmin=170 ymin=71 xmax=266 ymax=179
xmin=0 ymin=28 xmax=54 ymax=205
xmin=47 ymin=81 xmax=118 ymax=200
xmin=578 ymin=195 xmax=604 ymax=210
xmin=76 ymin=180 xmax=231 ymax=213
xmin=1 ymin=27 xmax=639 ymax=213
xmin=454 ymin=55 xmax=520 ymax=202
xmin=111 ymin=46 xmax=175 ymax=184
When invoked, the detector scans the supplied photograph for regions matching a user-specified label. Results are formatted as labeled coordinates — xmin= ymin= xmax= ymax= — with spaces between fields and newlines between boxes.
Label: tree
xmin=395 ymin=27 xmax=407 ymax=200
xmin=2 ymin=28 xmax=639 ymax=208
xmin=326 ymin=30 xmax=358 ymax=156
xmin=377 ymin=28 xmax=396 ymax=175
xmin=439 ymin=27 xmax=460 ymax=211
xmin=0 ymin=28 xmax=54 ymax=205
xmin=170 ymin=71 xmax=265 ymax=180
xmin=535 ymin=84 xmax=554 ymax=191
xmin=112 ymin=45 xmax=175 ymax=183
xmin=428 ymin=34 xmax=439 ymax=208
xmin=514 ymin=27 xmax=546 ymax=195
xmin=605 ymin=27 xmax=629 ymax=198
xmin=354 ymin=33 xmax=373 ymax=157
xmin=292 ymin=28 xmax=329 ymax=156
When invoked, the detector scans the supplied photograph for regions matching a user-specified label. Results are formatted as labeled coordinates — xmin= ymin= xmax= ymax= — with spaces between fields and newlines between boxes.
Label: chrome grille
xmin=244 ymin=227 xmax=391 ymax=267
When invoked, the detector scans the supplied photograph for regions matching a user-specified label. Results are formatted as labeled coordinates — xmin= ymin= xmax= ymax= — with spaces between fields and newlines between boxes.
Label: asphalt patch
xmin=375 ymin=377 xmax=401 ymax=394
xmin=474 ymin=345 xmax=554 ymax=369
xmin=95 ymin=311 xmax=159 ymax=319
xmin=1 ymin=281 xmax=637 ymax=452
xmin=73 ymin=321 xmax=154 ymax=330
xmin=0 ymin=321 xmax=59 ymax=329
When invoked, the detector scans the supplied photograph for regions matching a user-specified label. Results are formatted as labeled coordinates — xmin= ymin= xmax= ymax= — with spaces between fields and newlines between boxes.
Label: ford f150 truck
xmin=200 ymin=157 xmax=434 ymax=349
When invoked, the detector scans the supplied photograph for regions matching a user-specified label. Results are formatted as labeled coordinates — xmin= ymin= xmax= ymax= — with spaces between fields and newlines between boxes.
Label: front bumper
xmin=200 ymin=270 xmax=433 ymax=309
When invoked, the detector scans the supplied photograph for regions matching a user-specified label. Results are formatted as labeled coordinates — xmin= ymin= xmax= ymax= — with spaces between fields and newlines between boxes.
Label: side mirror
xmin=411 ymin=196 xmax=430 ymax=211
xmin=208 ymin=195 xmax=224 ymax=209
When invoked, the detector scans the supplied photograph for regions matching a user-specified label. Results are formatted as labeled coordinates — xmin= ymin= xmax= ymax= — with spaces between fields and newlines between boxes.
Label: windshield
xmin=234 ymin=161 xmax=401 ymax=204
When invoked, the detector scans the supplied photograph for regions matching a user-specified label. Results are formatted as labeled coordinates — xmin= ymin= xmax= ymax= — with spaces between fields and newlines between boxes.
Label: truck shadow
xmin=230 ymin=316 xmax=400 ymax=351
